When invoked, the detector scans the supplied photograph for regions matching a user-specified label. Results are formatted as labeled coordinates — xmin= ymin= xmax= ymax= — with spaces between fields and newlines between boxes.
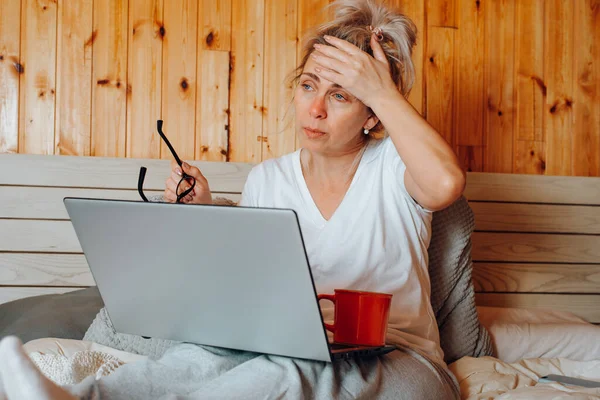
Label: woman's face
xmin=294 ymin=56 xmax=376 ymax=156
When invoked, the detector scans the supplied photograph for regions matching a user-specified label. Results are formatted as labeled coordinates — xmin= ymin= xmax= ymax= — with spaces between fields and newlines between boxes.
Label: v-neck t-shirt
xmin=238 ymin=136 xmax=444 ymax=364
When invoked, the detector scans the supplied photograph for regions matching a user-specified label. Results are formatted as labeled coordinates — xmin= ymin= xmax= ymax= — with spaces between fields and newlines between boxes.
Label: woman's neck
xmin=301 ymin=142 xmax=367 ymax=187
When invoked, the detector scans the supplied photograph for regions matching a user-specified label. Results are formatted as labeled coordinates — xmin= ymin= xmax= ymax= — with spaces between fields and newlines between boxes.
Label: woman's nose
xmin=309 ymin=96 xmax=327 ymax=119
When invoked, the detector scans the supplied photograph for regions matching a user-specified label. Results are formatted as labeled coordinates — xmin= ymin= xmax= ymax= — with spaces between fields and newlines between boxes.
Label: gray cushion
xmin=0 ymin=287 xmax=104 ymax=343
xmin=428 ymin=196 xmax=494 ymax=364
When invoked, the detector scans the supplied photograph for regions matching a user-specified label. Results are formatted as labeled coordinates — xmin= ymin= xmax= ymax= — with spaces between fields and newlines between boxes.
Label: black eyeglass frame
xmin=138 ymin=120 xmax=196 ymax=203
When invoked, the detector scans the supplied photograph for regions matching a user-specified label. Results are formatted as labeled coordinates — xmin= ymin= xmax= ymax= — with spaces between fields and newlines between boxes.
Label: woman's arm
xmin=370 ymin=91 xmax=465 ymax=211
xmin=311 ymin=35 xmax=465 ymax=211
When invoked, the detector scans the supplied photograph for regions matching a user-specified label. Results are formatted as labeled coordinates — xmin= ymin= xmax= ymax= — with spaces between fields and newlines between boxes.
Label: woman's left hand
xmin=310 ymin=34 xmax=397 ymax=108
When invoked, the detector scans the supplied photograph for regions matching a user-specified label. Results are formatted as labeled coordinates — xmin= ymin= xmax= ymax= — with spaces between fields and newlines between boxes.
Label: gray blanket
xmin=75 ymin=307 xmax=458 ymax=399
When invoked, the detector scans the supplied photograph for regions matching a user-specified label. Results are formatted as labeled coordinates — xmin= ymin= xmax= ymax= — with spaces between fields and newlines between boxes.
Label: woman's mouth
xmin=303 ymin=128 xmax=326 ymax=139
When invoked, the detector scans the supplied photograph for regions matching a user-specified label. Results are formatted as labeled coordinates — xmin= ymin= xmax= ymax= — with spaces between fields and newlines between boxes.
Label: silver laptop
xmin=64 ymin=198 xmax=395 ymax=362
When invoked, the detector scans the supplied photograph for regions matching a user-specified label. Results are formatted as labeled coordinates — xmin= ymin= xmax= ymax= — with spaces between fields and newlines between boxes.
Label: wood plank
xmin=543 ymin=0 xmax=574 ymax=176
xmin=454 ymin=0 xmax=484 ymax=147
xmin=91 ymin=0 xmax=128 ymax=158
xmin=161 ymin=0 xmax=197 ymax=161
xmin=472 ymin=262 xmax=600 ymax=294
xmin=0 ymin=0 xmax=20 ymax=154
xmin=483 ymin=0 xmax=514 ymax=173
xmin=0 ymin=254 xmax=93 ymax=286
xmin=456 ymin=145 xmax=483 ymax=172
xmin=475 ymin=293 xmax=600 ymax=323
xmin=426 ymin=0 xmax=455 ymax=28
xmin=425 ymin=27 xmax=454 ymax=145
xmin=126 ymin=0 xmax=164 ymax=159
xmin=0 ymin=287 xmax=80 ymax=305
xmin=464 ymin=172 xmax=600 ymax=205
xmin=471 ymin=232 xmax=600 ymax=264
xmin=0 ymin=154 xmax=252 ymax=192
xmin=514 ymin=0 xmax=544 ymax=143
xmin=55 ymin=0 xmax=93 ymax=156
xmin=0 ymin=186 xmax=240 ymax=219
xmin=19 ymin=0 xmax=58 ymax=155
xmin=573 ymin=0 xmax=600 ymax=177
xmin=297 ymin=0 xmax=330 ymax=44
xmin=470 ymin=202 xmax=600 ymax=234
xmin=229 ymin=0 xmax=265 ymax=163
xmin=513 ymin=0 xmax=546 ymax=175
xmin=514 ymin=140 xmax=546 ymax=175
xmin=196 ymin=50 xmax=230 ymax=161
xmin=199 ymin=0 xmax=232 ymax=51
xmin=263 ymin=0 xmax=297 ymax=160
xmin=0 ymin=220 xmax=81 ymax=253
xmin=399 ymin=0 xmax=425 ymax=115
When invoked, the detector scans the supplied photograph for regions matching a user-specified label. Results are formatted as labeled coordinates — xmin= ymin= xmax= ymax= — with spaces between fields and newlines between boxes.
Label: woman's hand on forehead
xmin=309 ymin=34 xmax=397 ymax=109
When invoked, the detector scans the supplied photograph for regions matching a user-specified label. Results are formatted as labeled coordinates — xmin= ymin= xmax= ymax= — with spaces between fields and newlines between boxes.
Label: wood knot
xmin=429 ymin=56 xmax=434 ymax=63
xmin=220 ymin=148 xmax=227 ymax=156
xmin=530 ymin=150 xmax=535 ymax=156
xmin=97 ymin=79 xmax=110 ymax=85
xmin=497 ymin=111 xmax=503 ymax=116
xmin=206 ymin=31 xmax=214 ymax=46
xmin=116 ymin=81 xmax=121 ymax=88
xmin=14 ymin=62 xmax=24 ymax=74
xmin=159 ymin=26 xmax=166 ymax=37
xmin=200 ymin=146 xmax=208 ymax=153
xmin=180 ymin=78 xmax=189 ymax=90
xmin=85 ymin=30 xmax=98 ymax=47
xmin=0 ymin=55 xmax=4 ymax=60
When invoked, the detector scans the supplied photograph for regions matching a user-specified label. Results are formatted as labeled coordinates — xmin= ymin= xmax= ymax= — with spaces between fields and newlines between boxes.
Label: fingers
xmin=313 ymin=43 xmax=353 ymax=64
xmin=311 ymin=50 xmax=348 ymax=76
xmin=322 ymin=35 xmax=361 ymax=54
xmin=181 ymin=162 xmax=206 ymax=182
xmin=370 ymin=34 xmax=389 ymax=67
xmin=166 ymin=160 xmax=212 ymax=204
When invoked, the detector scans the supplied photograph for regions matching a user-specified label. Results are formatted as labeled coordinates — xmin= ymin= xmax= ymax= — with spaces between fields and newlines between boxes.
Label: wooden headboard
xmin=465 ymin=173 xmax=600 ymax=323
xmin=1 ymin=154 xmax=599 ymax=323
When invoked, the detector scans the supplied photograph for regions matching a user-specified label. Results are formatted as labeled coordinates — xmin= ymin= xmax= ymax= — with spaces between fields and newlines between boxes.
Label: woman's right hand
xmin=164 ymin=160 xmax=213 ymax=204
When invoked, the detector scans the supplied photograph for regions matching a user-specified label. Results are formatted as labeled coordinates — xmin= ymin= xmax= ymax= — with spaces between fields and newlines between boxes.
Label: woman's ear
xmin=364 ymin=114 xmax=379 ymax=131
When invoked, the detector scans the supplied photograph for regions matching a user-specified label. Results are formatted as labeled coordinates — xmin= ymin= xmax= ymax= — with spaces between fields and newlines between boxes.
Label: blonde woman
xmin=0 ymin=1 xmax=462 ymax=398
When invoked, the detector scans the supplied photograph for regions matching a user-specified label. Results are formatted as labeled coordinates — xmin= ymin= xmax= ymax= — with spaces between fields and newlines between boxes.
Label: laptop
xmin=64 ymin=198 xmax=396 ymax=362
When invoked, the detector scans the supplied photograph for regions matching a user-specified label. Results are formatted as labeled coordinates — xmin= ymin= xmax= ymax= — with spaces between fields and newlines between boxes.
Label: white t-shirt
xmin=239 ymin=136 xmax=444 ymax=365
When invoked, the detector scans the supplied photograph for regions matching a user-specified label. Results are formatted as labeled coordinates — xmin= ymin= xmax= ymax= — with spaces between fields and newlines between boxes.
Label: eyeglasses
xmin=138 ymin=120 xmax=196 ymax=203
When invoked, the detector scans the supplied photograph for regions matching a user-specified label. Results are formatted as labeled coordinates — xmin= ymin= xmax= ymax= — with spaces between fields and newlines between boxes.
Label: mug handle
xmin=317 ymin=294 xmax=336 ymax=332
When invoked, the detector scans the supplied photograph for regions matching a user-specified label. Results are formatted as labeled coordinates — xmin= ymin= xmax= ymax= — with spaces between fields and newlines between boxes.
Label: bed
xmin=1 ymin=153 xmax=599 ymax=398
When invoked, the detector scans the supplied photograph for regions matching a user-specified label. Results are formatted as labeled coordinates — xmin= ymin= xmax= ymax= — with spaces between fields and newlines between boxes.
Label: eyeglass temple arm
xmin=138 ymin=166 xmax=149 ymax=202
xmin=157 ymin=120 xmax=183 ymax=167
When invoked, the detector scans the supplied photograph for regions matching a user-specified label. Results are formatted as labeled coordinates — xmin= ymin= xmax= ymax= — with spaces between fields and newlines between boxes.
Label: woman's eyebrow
xmin=301 ymin=72 xmax=343 ymax=89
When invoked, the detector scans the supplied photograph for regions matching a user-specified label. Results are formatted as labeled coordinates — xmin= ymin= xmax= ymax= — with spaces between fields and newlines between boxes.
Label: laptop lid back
xmin=64 ymin=198 xmax=331 ymax=362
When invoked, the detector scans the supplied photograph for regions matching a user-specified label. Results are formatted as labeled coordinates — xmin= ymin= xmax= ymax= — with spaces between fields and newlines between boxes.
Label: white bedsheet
xmin=449 ymin=356 xmax=600 ymax=399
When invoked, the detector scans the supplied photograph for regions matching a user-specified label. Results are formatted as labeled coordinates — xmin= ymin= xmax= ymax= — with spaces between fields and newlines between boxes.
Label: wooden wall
xmin=0 ymin=0 xmax=598 ymax=176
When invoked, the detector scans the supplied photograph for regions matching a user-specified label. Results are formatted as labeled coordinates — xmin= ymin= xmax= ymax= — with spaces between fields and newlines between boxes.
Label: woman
xmin=165 ymin=0 xmax=464 ymax=396
xmin=0 ymin=1 xmax=463 ymax=398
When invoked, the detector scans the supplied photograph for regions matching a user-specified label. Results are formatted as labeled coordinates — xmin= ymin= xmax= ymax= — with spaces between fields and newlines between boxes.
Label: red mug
xmin=317 ymin=289 xmax=392 ymax=347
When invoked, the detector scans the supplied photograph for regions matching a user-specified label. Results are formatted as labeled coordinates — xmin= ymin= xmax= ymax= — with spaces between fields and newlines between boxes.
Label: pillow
xmin=477 ymin=306 xmax=600 ymax=363
xmin=428 ymin=196 xmax=494 ymax=364
xmin=0 ymin=287 xmax=104 ymax=343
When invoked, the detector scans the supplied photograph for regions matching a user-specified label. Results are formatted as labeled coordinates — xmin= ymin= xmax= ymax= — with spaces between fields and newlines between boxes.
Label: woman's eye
xmin=302 ymin=83 xmax=313 ymax=91
xmin=333 ymin=93 xmax=346 ymax=101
